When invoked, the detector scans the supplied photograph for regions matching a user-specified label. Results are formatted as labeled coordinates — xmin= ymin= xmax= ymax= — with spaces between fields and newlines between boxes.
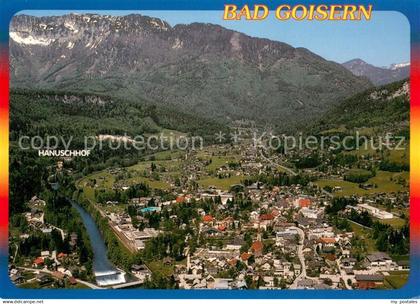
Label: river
xmin=71 ymin=201 xmax=126 ymax=287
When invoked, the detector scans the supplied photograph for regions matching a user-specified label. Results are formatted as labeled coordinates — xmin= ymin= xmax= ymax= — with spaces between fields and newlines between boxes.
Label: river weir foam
xmin=95 ymin=270 xmax=127 ymax=286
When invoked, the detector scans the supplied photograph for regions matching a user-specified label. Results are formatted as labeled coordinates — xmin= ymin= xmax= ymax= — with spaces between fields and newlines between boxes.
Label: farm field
xmin=76 ymin=155 xmax=184 ymax=201
xmin=197 ymin=175 xmax=245 ymax=191
xmin=383 ymin=271 xmax=409 ymax=289
xmin=315 ymin=170 xmax=408 ymax=197
xmin=378 ymin=217 xmax=407 ymax=229
xmin=349 ymin=222 xmax=376 ymax=253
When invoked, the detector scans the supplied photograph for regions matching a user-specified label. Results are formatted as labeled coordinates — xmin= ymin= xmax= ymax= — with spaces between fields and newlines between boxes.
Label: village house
xmin=10 ymin=273 xmax=24 ymax=285
xmin=52 ymin=271 xmax=65 ymax=280
xmin=225 ymin=236 xmax=244 ymax=251
xmin=129 ymin=228 xmax=161 ymax=250
xmin=341 ymin=257 xmax=357 ymax=268
xmin=397 ymin=260 xmax=410 ymax=271
xmin=294 ymin=197 xmax=312 ymax=208
xmin=258 ymin=213 xmax=275 ymax=230
xmin=307 ymin=227 xmax=335 ymax=240
xmin=25 ymin=208 xmax=44 ymax=224
xmin=300 ymin=207 xmax=324 ymax=219
xmin=36 ymin=273 xmax=52 ymax=286
xmin=69 ymin=232 xmax=78 ymax=247
xmin=68 ymin=276 xmax=77 ymax=285
xmin=365 ymin=252 xmax=394 ymax=271
xmin=355 ymin=274 xmax=385 ymax=289
xmin=296 ymin=278 xmax=316 ymax=289
xmin=357 ymin=203 xmax=393 ymax=219
xmin=202 ymin=214 xmax=215 ymax=226
xmin=240 ymin=252 xmax=252 ymax=265
xmin=131 ymin=264 xmax=152 ymax=282
xmin=251 ymin=240 xmax=263 ymax=257
xmin=33 ymin=257 xmax=44 ymax=268
xmin=276 ymin=228 xmax=299 ymax=247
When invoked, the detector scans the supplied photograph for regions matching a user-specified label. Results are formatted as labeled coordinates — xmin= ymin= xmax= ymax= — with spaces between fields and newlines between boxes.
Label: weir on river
xmin=71 ymin=201 xmax=126 ymax=287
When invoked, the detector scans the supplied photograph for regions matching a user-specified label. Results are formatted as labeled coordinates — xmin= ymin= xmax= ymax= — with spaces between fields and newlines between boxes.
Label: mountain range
xmin=342 ymin=58 xmax=409 ymax=86
xmin=10 ymin=13 xmax=372 ymax=129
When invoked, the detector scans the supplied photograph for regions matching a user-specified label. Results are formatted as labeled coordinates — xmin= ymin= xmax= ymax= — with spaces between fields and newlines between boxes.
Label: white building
xmin=300 ymin=207 xmax=323 ymax=219
xmin=358 ymin=204 xmax=393 ymax=219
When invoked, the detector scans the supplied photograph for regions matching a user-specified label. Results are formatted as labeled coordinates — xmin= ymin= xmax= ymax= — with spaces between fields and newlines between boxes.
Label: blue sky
xmin=20 ymin=10 xmax=410 ymax=67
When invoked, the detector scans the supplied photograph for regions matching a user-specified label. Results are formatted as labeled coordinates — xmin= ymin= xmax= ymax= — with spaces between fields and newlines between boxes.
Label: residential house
xmin=131 ymin=264 xmax=152 ymax=282
xmin=355 ymin=274 xmax=384 ymax=289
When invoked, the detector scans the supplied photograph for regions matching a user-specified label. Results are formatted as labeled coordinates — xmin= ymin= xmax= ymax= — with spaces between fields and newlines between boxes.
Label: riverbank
xmin=71 ymin=200 xmax=127 ymax=286
xmin=73 ymin=189 xmax=142 ymax=272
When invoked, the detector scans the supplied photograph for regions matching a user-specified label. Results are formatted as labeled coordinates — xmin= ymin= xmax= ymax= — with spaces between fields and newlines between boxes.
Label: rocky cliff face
xmin=10 ymin=13 xmax=372 ymax=128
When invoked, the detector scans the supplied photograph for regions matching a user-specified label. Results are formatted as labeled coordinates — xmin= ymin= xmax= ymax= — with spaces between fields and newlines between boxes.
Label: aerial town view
xmin=8 ymin=11 xmax=409 ymax=290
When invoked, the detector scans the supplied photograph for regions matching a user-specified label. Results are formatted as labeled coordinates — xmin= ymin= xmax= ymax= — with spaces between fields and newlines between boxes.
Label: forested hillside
xmin=10 ymin=89 xmax=228 ymax=143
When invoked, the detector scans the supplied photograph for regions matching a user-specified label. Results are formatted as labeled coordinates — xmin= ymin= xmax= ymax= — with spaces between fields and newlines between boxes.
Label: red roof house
xmin=240 ymin=252 xmax=251 ymax=261
xmin=298 ymin=198 xmax=311 ymax=208
xmin=228 ymin=258 xmax=237 ymax=267
xmin=320 ymin=237 xmax=336 ymax=244
xmin=251 ymin=241 xmax=263 ymax=256
xmin=33 ymin=257 xmax=44 ymax=267
xmin=203 ymin=215 xmax=214 ymax=222
xmin=217 ymin=224 xmax=226 ymax=231
xmin=259 ymin=214 xmax=274 ymax=221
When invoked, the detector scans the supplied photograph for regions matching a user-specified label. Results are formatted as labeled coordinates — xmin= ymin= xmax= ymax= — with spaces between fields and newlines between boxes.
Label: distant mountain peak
xmin=389 ymin=62 xmax=410 ymax=70
xmin=344 ymin=58 xmax=368 ymax=65
xmin=342 ymin=58 xmax=409 ymax=86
